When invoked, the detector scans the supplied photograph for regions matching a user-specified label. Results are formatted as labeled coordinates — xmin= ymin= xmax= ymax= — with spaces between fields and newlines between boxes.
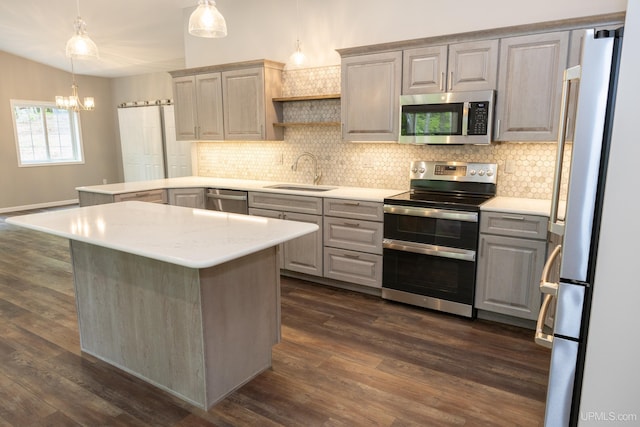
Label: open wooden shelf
xmin=273 ymin=122 xmax=341 ymax=128
xmin=273 ymin=94 xmax=341 ymax=102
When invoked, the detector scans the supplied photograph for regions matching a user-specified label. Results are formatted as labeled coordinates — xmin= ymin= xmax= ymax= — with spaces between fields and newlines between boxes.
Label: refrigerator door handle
xmin=535 ymin=294 xmax=555 ymax=348
xmin=549 ymin=65 xmax=582 ymax=237
xmin=540 ymin=244 xmax=562 ymax=295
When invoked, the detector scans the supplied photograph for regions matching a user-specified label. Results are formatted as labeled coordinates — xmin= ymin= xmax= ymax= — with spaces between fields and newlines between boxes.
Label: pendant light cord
xmin=295 ymin=0 xmax=300 ymax=43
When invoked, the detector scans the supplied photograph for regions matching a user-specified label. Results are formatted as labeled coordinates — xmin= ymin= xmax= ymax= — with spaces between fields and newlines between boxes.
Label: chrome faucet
xmin=292 ymin=152 xmax=322 ymax=185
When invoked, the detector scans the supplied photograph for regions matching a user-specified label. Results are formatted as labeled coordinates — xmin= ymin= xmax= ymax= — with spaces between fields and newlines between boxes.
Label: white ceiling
xmin=0 ymin=0 xmax=196 ymax=78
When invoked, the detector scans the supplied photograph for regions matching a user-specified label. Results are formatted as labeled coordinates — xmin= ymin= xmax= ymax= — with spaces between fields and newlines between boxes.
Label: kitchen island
xmin=7 ymin=201 xmax=318 ymax=410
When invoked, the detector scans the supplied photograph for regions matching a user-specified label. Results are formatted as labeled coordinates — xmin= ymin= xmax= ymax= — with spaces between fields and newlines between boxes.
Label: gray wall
xmin=0 ymin=56 xmax=174 ymax=212
xmin=0 ymin=51 xmax=120 ymax=211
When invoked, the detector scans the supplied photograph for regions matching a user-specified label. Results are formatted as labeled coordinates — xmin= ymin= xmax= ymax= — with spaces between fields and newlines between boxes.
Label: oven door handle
xmin=383 ymin=239 xmax=476 ymax=262
xmin=383 ymin=205 xmax=478 ymax=223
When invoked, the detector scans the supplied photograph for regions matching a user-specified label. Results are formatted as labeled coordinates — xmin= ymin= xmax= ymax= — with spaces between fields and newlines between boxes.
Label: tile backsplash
xmin=197 ymin=65 xmax=563 ymax=200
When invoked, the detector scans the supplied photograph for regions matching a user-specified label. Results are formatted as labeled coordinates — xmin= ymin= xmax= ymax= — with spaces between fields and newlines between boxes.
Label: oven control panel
xmin=410 ymin=161 xmax=497 ymax=184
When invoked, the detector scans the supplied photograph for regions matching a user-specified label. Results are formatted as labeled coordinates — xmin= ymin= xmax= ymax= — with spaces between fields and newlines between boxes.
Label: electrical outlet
xmin=505 ymin=160 xmax=515 ymax=174
xmin=102 ymin=178 xmax=108 ymax=184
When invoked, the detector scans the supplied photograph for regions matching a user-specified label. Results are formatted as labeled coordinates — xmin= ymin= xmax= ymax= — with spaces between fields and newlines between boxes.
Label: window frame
xmin=10 ymin=99 xmax=85 ymax=167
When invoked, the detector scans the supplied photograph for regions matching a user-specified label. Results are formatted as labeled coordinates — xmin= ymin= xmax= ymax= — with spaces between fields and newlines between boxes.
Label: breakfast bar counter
xmin=7 ymin=201 xmax=318 ymax=409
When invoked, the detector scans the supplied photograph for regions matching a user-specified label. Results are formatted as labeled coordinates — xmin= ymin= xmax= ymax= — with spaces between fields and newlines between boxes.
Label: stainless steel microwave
xmin=399 ymin=90 xmax=495 ymax=145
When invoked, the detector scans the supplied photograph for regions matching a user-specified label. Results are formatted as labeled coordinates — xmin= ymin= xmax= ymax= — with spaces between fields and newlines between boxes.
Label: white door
xmin=163 ymin=105 xmax=192 ymax=178
xmin=118 ymin=106 xmax=165 ymax=182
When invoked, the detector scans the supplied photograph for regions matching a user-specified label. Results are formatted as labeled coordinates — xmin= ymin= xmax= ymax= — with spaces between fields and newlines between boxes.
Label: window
xmin=11 ymin=100 xmax=84 ymax=166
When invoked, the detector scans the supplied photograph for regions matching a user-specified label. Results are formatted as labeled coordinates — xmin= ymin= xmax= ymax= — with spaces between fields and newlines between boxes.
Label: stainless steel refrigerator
xmin=535 ymin=28 xmax=624 ymax=426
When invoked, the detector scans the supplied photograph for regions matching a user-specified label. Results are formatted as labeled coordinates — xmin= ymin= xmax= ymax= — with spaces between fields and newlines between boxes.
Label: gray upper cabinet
xmin=195 ymin=73 xmax=224 ymax=140
xmin=170 ymin=60 xmax=284 ymax=142
xmin=402 ymin=45 xmax=447 ymax=94
xmin=172 ymin=73 xmax=224 ymax=141
xmin=172 ymin=76 xmax=198 ymax=140
xmin=340 ymin=51 xmax=402 ymax=142
xmin=222 ymin=66 xmax=283 ymax=140
xmin=403 ymin=39 xmax=498 ymax=94
xmin=494 ymin=31 xmax=570 ymax=141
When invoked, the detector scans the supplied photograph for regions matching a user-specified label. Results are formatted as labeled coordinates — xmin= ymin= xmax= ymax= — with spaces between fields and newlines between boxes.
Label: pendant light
xmin=65 ymin=0 xmax=99 ymax=60
xmin=286 ymin=0 xmax=306 ymax=69
xmin=189 ymin=0 xmax=228 ymax=38
xmin=56 ymin=58 xmax=95 ymax=112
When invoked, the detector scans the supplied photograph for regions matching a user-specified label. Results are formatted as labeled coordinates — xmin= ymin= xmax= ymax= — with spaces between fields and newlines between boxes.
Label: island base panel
xmin=70 ymin=241 xmax=281 ymax=410
xmin=199 ymin=246 xmax=281 ymax=407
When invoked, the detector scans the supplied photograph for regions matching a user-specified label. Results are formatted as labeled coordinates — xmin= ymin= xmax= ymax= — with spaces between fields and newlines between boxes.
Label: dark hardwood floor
xmin=0 ymin=207 xmax=550 ymax=426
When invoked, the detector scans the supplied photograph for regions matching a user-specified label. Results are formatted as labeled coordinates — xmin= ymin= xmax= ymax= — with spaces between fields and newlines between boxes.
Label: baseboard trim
xmin=0 ymin=199 xmax=79 ymax=214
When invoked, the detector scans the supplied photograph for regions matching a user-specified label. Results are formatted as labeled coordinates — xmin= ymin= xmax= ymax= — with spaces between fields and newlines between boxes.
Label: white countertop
xmin=76 ymin=176 xmax=405 ymax=202
xmin=481 ymin=197 xmax=552 ymax=216
xmin=481 ymin=196 xmax=568 ymax=219
xmin=6 ymin=201 xmax=318 ymax=269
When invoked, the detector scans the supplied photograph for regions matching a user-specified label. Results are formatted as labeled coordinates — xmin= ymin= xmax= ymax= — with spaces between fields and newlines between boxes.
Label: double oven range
xmin=382 ymin=161 xmax=497 ymax=318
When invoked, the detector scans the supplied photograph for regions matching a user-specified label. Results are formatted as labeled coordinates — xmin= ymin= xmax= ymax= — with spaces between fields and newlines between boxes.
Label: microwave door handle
xmin=462 ymin=101 xmax=469 ymax=136
xmin=550 ymin=65 xmax=581 ymax=234
xmin=535 ymin=294 xmax=555 ymax=348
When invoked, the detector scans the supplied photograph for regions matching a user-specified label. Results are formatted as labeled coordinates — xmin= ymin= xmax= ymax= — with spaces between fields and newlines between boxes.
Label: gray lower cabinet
xmin=115 ymin=189 xmax=168 ymax=204
xmin=322 ymin=198 xmax=383 ymax=288
xmin=475 ymin=211 xmax=548 ymax=320
xmin=248 ymin=192 xmax=323 ymax=277
xmin=79 ymin=189 xmax=168 ymax=207
xmin=168 ymin=188 xmax=205 ymax=209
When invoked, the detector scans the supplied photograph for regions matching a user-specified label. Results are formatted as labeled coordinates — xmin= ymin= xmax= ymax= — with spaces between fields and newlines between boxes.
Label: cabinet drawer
xmin=248 ymin=192 xmax=322 ymax=215
xmin=323 ymin=198 xmax=383 ymax=221
xmin=114 ymin=189 xmax=167 ymax=204
xmin=480 ymin=211 xmax=547 ymax=240
xmin=323 ymin=217 xmax=383 ymax=254
xmin=323 ymin=247 xmax=382 ymax=288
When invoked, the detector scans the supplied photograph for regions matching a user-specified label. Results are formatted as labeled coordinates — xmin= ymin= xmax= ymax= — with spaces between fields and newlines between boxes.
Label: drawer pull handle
xmin=342 ymin=222 xmax=361 ymax=228
xmin=343 ymin=253 xmax=361 ymax=259
xmin=343 ymin=202 xmax=361 ymax=207
xmin=502 ymin=215 xmax=526 ymax=221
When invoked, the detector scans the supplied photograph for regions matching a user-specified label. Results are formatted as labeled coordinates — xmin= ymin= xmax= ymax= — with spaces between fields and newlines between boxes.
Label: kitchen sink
xmin=264 ymin=184 xmax=337 ymax=192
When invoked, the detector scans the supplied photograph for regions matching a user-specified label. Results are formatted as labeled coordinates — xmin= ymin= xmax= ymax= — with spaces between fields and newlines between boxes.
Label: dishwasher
xmin=205 ymin=188 xmax=248 ymax=214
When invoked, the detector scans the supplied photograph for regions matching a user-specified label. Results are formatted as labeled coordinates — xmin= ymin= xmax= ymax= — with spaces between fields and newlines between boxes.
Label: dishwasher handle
xmin=206 ymin=191 xmax=247 ymax=201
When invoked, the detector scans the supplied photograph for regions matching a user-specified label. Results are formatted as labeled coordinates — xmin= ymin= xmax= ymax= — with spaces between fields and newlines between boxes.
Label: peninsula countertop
xmin=76 ymin=176 xmax=405 ymax=202
xmin=7 ymin=201 xmax=318 ymax=269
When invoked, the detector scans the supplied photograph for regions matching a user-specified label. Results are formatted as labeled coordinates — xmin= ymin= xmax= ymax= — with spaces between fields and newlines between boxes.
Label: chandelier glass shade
xmin=287 ymin=39 xmax=306 ymax=69
xmin=66 ymin=16 xmax=99 ymax=59
xmin=189 ymin=0 xmax=227 ymax=38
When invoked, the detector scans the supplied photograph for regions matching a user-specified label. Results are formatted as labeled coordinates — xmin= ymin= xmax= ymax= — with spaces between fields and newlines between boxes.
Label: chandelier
xmin=55 ymin=0 xmax=97 ymax=111
xmin=55 ymin=59 xmax=95 ymax=112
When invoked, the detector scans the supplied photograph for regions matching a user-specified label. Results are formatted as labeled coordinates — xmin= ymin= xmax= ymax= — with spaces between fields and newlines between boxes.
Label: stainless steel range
xmin=382 ymin=161 xmax=497 ymax=317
